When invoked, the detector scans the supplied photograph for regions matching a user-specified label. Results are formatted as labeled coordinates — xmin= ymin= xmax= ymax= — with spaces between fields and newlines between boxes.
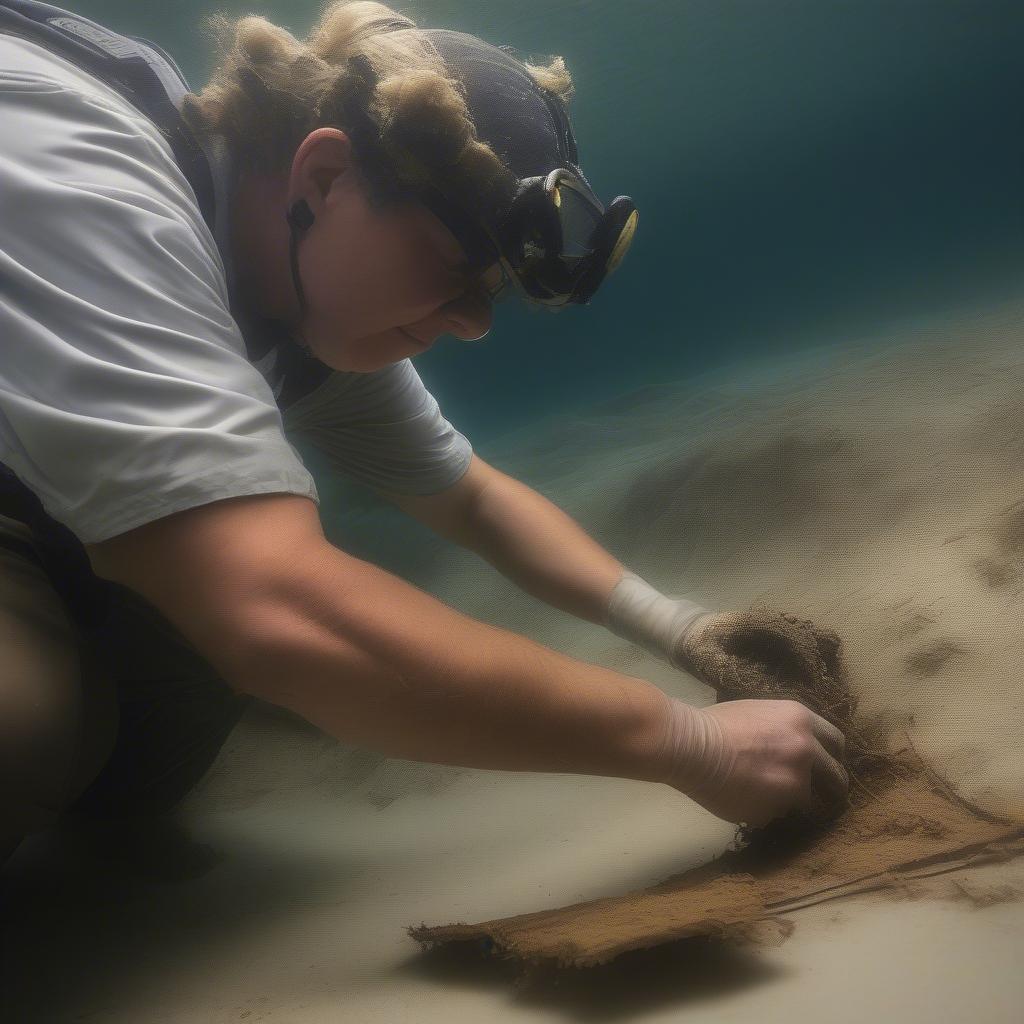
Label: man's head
xmin=184 ymin=1 xmax=633 ymax=373
xmin=229 ymin=125 xmax=506 ymax=371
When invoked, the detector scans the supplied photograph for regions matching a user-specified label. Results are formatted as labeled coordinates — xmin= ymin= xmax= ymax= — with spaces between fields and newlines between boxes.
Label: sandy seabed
xmin=3 ymin=292 xmax=1024 ymax=1022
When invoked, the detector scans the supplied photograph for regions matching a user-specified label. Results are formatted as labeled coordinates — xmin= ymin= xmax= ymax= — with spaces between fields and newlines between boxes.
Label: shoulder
xmin=1 ymin=57 xmax=228 ymax=322
xmin=0 ymin=35 xmax=208 ymax=248
xmin=0 ymin=33 xmax=170 ymax=148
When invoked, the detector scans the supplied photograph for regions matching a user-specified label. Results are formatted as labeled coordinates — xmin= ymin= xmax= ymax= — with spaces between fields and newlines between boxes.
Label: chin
xmin=337 ymin=348 xmax=413 ymax=373
xmin=310 ymin=328 xmax=422 ymax=373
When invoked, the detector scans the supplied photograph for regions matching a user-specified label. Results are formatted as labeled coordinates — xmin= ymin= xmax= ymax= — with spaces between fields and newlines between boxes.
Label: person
xmin=0 ymin=0 xmax=849 ymax=869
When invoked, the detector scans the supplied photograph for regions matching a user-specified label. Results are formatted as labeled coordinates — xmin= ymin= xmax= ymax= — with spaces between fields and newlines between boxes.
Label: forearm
xmin=234 ymin=541 xmax=674 ymax=785
xmin=462 ymin=472 xmax=627 ymax=625
xmin=459 ymin=474 xmax=713 ymax=667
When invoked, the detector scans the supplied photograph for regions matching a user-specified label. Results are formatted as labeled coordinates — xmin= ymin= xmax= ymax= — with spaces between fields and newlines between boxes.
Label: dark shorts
xmin=66 ymin=573 xmax=254 ymax=821
xmin=0 ymin=511 xmax=253 ymax=835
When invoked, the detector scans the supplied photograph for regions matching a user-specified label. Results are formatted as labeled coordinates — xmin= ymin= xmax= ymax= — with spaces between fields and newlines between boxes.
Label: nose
xmin=441 ymin=285 xmax=494 ymax=343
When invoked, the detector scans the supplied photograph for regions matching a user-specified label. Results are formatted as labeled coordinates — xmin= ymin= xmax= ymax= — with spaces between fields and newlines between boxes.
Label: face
xmin=287 ymin=129 xmax=505 ymax=372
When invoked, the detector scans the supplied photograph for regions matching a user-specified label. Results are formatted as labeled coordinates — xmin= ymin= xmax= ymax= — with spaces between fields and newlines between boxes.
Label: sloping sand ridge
xmin=409 ymin=298 xmax=1024 ymax=973
xmin=5 ymin=297 xmax=1024 ymax=1020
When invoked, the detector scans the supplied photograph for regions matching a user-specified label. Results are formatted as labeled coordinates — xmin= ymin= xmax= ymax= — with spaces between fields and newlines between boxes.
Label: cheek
xmin=304 ymin=235 xmax=382 ymax=309
xmin=306 ymin=228 xmax=440 ymax=319
xmin=375 ymin=230 xmax=449 ymax=309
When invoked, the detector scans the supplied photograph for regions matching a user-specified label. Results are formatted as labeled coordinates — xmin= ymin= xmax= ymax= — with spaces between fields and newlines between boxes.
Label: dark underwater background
xmin=69 ymin=0 xmax=1024 ymax=440
xmin=7 ymin=11 xmax=1024 ymax=1019
xmin=60 ymin=2 xmax=1024 ymax=573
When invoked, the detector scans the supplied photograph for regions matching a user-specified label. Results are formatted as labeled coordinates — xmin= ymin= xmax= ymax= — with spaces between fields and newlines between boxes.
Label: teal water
xmin=7 ymin=8 xmax=1024 ymax=1017
xmin=69 ymin=0 xmax=1024 ymax=444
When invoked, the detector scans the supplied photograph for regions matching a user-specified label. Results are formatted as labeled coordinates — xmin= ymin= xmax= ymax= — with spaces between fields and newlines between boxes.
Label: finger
xmin=678 ymin=639 xmax=742 ymax=697
xmin=710 ymin=652 xmax=760 ymax=701
xmin=814 ymin=626 xmax=846 ymax=679
xmin=811 ymin=743 xmax=850 ymax=810
xmin=692 ymin=612 xmax=825 ymax=695
xmin=808 ymin=711 xmax=847 ymax=762
xmin=700 ymin=630 xmax=806 ymax=700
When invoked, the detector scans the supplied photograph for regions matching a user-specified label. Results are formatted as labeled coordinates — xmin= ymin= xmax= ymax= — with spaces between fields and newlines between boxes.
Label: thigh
xmin=0 ymin=514 xmax=118 ymax=860
xmin=65 ymin=576 xmax=254 ymax=820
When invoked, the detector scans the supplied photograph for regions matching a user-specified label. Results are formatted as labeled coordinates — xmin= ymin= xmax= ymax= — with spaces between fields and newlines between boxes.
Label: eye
xmin=439 ymin=257 xmax=507 ymax=309
xmin=480 ymin=261 xmax=507 ymax=295
xmin=443 ymin=269 xmax=472 ymax=301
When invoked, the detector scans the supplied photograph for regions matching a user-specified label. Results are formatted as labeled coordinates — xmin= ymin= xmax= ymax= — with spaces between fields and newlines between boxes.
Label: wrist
xmin=656 ymin=695 xmax=723 ymax=794
xmin=604 ymin=570 xmax=712 ymax=667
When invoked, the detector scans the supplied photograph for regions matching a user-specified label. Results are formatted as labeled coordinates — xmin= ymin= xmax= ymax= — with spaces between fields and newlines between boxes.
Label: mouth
xmin=399 ymin=327 xmax=432 ymax=348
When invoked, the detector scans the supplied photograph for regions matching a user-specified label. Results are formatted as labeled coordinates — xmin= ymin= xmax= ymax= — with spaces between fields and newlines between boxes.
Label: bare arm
xmin=374 ymin=454 xmax=627 ymax=626
xmin=85 ymin=492 xmax=674 ymax=785
xmin=370 ymin=458 xmax=853 ymax=826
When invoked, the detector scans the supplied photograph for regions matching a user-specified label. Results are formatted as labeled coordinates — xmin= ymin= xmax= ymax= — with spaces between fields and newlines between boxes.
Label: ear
xmin=288 ymin=127 xmax=356 ymax=214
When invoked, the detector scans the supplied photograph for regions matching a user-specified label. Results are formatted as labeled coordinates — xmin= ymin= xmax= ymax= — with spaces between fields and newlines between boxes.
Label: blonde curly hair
xmin=181 ymin=1 xmax=575 ymax=224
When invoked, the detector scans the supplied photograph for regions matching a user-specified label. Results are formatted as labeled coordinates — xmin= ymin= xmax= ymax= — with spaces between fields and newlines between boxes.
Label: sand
xmin=3 ymin=292 xmax=1024 ymax=1021
xmin=410 ymin=738 xmax=1024 ymax=972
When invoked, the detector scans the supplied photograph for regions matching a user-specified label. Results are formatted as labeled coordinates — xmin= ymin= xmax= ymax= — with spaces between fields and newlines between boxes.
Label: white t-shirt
xmin=0 ymin=32 xmax=473 ymax=545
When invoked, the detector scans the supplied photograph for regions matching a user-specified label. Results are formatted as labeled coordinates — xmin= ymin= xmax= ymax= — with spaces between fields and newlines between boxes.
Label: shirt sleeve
xmin=282 ymin=359 xmax=473 ymax=497
xmin=0 ymin=68 xmax=318 ymax=544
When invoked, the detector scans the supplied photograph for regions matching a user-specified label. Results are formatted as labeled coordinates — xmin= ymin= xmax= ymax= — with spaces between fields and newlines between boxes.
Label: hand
xmin=671 ymin=607 xmax=851 ymax=716
xmin=658 ymin=694 xmax=851 ymax=827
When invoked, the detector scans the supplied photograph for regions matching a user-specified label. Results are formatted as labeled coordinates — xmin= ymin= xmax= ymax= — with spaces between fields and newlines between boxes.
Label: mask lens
xmin=552 ymin=180 xmax=603 ymax=260
xmin=481 ymin=172 xmax=634 ymax=307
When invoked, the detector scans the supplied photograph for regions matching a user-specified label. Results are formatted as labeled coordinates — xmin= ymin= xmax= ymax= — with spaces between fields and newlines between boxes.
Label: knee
xmin=0 ymin=639 xmax=119 ymax=850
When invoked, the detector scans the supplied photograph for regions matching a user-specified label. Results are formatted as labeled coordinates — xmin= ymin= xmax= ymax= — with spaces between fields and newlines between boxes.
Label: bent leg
xmin=65 ymin=577 xmax=254 ymax=821
xmin=0 ymin=515 xmax=118 ymax=865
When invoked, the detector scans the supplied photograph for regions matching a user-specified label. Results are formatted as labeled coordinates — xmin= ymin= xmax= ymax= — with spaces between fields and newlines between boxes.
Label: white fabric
xmin=281 ymin=362 xmax=474 ymax=497
xmin=201 ymin=136 xmax=474 ymax=498
xmin=604 ymin=571 xmax=712 ymax=668
xmin=0 ymin=33 xmax=473 ymax=547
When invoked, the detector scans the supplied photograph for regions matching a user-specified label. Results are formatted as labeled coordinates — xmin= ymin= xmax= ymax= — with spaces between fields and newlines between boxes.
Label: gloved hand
xmin=605 ymin=572 xmax=852 ymax=718
xmin=670 ymin=606 xmax=854 ymax=721
xmin=656 ymin=693 xmax=851 ymax=827
xmin=605 ymin=573 xmax=855 ymax=826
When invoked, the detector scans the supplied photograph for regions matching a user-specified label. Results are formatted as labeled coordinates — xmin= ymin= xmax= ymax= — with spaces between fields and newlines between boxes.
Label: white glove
xmin=605 ymin=571 xmax=851 ymax=826
xmin=656 ymin=692 xmax=850 ymax=826
xmin=604 ymin=570 xmax=713 ymax=669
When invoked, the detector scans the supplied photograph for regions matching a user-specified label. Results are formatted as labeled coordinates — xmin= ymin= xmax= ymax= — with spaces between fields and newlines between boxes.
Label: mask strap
xmin=414 ymin=185 xmax=502 ymax=272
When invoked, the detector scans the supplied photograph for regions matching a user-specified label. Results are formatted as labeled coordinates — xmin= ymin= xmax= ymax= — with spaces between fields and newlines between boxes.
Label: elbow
xmin=217 ymin=566 xmax=378 ymax=723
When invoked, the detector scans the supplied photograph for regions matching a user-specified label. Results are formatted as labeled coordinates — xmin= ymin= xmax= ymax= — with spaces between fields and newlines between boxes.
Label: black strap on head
xmin=285 ymin=198 xmax=315 ymax=328
xmin=284 ymin=198 xmax=311 ymax=303
xmin=414 ymin=185 xmax=501 ymax=272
